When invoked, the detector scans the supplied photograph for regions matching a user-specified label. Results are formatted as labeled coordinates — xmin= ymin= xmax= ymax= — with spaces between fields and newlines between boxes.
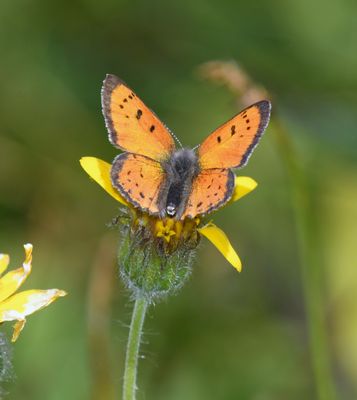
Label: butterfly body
xmin=102 ymin=74 xmax=271 ymax=221
xmin=161 ymin=148 xmax=200 ymax=219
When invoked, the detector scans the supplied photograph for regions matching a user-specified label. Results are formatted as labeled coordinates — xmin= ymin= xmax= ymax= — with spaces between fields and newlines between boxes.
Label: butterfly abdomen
xmin=161 ymin=149 xmax=200 ymax=219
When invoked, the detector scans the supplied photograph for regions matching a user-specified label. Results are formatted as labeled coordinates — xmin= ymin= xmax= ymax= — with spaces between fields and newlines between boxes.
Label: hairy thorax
xmin=160 ymin=149 xmax=200 ymax=219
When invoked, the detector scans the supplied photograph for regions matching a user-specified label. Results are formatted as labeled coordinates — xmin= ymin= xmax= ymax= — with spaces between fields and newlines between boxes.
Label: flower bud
xmin=116 ymin=210 xmax=200 ymax=302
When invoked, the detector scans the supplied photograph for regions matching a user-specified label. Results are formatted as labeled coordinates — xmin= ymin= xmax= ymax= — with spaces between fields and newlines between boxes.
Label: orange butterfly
xmin=102 ymin=74 xmax=271 ymax=220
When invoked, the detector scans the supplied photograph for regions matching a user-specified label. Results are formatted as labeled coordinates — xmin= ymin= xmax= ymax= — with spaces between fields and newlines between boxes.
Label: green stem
xmin=200 ymin=63 xmax=336 ymax=399
xmin=122 ymin=296 xmax=148 ymax=400
xmin=271 ymin=118 xmax=336 ymax=400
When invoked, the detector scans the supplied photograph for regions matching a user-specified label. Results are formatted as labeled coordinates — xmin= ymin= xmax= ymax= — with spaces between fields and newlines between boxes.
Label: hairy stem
xmin=123 ymin=296 xmax=148 ymax=400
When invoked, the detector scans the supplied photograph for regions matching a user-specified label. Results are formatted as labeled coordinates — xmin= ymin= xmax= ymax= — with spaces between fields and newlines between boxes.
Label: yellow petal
xmin=231 ymin=176 xmax=257 ymax=202
xmin=198 ymin=223 xmax=242 ymax=272
xmin=0 ymin=244 xmax=33 ymax=303
xmin=0 ymin=254 xmax=10 ymax=276
xmin=80 ymin=157 xmax=128 ymax=206
xmin=0 ymin=289 xmax=67 ymax=324
xmin=12 ymin=319 xmax=26 ymax=342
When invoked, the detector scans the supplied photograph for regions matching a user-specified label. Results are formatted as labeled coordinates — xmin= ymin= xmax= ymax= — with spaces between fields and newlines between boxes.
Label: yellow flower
xmin=0 ymin=244 xmax=67 ymax=342
xmin=155 ymin=219 xmax=176 ymax=243
xmin=80 ymin=157 xmax=257 ymax=273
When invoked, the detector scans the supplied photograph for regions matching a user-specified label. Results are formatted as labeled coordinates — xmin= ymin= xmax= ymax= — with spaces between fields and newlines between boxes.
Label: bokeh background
xmin=1 ymin=0 xmax=357 ymax=399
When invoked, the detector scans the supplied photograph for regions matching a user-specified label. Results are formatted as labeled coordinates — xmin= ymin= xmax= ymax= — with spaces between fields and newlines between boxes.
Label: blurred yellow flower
xmin=80 ymin=157 xmax=257 ymax=273
xmin=0 ymin=244 xmax=67 ymax=342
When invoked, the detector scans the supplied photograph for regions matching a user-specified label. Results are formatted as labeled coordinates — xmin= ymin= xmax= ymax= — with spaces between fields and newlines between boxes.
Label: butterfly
xmin=101 ymin=74 xmax=271 ymax=220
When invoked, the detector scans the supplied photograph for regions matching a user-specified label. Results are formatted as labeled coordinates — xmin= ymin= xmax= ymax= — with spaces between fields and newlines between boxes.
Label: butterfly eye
xmin=166 ymin=204 xmax=176 ymax=216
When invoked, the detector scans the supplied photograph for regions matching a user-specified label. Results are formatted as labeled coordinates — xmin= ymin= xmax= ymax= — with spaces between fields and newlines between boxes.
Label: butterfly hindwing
xmin=111 ymin=153 xmax=165 ymax=215
xmin=102 ymin=74 xmax=175 ymax=161
xmin=181 ymin=169 xmax=235 ymax=219
xmin=198 ymin=100 xmax=271 ymax=169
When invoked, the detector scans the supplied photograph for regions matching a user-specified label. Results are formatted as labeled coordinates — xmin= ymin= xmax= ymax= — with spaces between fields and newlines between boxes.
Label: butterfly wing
xmin=181 ymin=169 xmax=235 ymax=219
xmin=181 ymin=101 xmax=270 ymax=218
xmin=102 ymin=74 xmax=175 ymax=161
xmin=198 ymin=100 xmax=271 ymax=169
xmin=111 ymin=153 xmax=165 ymax=215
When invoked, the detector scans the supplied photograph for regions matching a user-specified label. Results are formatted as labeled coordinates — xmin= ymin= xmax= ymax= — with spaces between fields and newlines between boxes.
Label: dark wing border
xmin=101 ymin=74 xmax=128 ymax=149
xmin=237 ymin=100 xmax=271 ymax=168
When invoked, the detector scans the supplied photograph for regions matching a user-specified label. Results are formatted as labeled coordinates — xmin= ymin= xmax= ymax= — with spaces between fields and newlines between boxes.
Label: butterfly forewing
xmin=111 ymin=153 xmax=164 ymax=215
xmin=198 ymin=100 xmax=271 ymax=169
xmin=181 ymin=169 xmax=235 ymax=219
xmin=102 ymin=74 xmax=175 ymax=161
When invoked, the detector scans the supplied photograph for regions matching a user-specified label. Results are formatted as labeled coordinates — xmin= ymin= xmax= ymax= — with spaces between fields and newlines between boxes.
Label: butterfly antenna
xmin=149 ymin=105 xmax=183 ymax=148
xmin=171 ymin=131 xmax=183 ymax=148
xmin=164 ymin=123 xmax=183 ymax=148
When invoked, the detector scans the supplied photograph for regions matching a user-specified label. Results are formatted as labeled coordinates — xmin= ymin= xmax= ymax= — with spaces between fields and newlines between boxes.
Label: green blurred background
xmin=1 ymin=0 xmax=357 ymax=399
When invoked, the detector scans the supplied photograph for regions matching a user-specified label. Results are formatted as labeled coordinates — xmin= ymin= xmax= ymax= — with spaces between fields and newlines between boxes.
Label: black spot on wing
xmin=136 ymin=109 xmax=143 ymax=120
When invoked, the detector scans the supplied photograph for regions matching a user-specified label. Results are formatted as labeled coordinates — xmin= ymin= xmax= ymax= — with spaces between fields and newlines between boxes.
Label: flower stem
xmin=123 ymin=296 xmax=148 ymax=400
